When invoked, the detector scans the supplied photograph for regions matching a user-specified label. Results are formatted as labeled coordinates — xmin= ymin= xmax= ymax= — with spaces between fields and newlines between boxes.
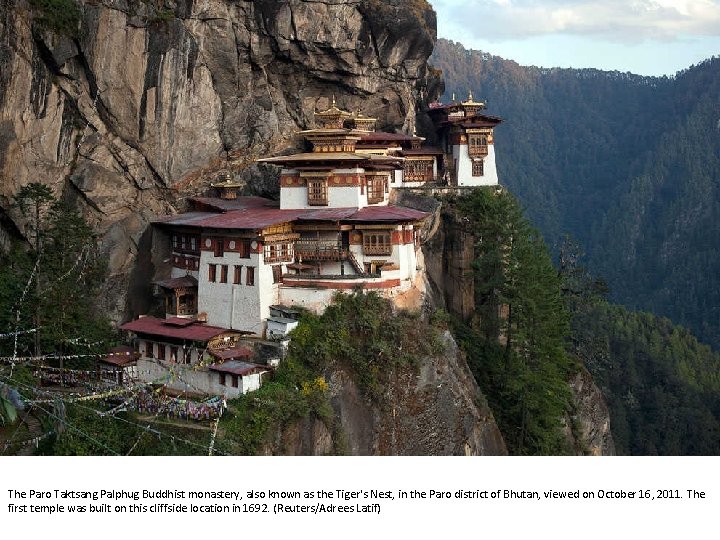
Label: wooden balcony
xmin=295 ymin=241 xmax=345 ymax=260
xmin=468 ymin=145 xmax=488 ymax=157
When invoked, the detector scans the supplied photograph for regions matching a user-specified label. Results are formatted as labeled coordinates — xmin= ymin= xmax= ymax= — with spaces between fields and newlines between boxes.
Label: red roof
xmin=346 ymin=206 xmax=429 ymax=222
xmin=297 ymin=208 xmax=358 ymax=221
xmin=209 ymin=360 xmax=267 ymax=376
xmin=154 ymin=204 xmax=428 ymax=231
xmin=156 ymin=207 xmax=305 ymax=231
xmin=121 ymin=317 xmax=235 ymax=342
xmin=101 ymin=346 xmax=138 ymax=367
xmin=209 ymin=346 xmax=254 ymax=361
xmin=164 ymin=317 xmax=195 ymax=327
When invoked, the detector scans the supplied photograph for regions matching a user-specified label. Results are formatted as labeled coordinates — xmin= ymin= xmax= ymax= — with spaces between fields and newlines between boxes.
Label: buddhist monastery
xmin=119 ymin=95 xmax=501 ymax=397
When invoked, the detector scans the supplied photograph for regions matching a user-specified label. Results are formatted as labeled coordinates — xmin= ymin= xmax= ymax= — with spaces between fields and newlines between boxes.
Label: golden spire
xmin=452 ymin=92 xmax=456 ymax=102
xmin=468 ymin=89 xmax=473 ymax=101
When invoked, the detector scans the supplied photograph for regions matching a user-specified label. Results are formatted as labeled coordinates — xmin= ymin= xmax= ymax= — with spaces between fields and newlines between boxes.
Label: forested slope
xmin=431 ymin=39 xmax=720 ymax=349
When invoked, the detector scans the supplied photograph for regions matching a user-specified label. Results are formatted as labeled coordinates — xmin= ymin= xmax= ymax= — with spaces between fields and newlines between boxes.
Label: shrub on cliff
xmin=30 ymin=0 xmax=81 ymax=36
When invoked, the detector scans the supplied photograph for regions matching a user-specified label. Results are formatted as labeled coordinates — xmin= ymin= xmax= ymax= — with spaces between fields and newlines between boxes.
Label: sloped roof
xmin=154 ymin=276 xmax=198 ymax=290
xmin=346 ymin=206 xmax=429 ymax=222
xmin=208 ymin=360 xmax=268 ymax=376
xmin=121 ymin=317 xmax=236 ymax=342
xmin=208 ymin=347 xmax=254 ymax=361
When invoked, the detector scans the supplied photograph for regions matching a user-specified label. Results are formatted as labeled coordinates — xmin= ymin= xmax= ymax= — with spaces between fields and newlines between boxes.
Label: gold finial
xmin=452 ymin=92 xmax=456 ymax=102
xmin=332 ymin=94 xmax=336 ymax=107
xmin=468 ymin=89 xmax=473 ymax=101
xmin=412 ymin=125 xmax=417 ymax=136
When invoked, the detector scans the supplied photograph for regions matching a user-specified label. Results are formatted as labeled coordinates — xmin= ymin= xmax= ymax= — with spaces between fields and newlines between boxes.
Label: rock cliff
xmin=0 ymin=0 xmax=437 ymax=321
xmin=563 ymin=367 xmax=615 ymax=456
xmin=262 ymin=331 xmax=507 ymax=456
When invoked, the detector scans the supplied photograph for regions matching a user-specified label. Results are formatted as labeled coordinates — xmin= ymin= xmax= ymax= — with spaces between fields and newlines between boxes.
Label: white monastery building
xmin=120 ymin=95 xmax=502 ymax=396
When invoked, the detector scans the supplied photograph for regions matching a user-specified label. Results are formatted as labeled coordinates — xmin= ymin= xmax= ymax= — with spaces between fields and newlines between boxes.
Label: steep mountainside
xmin=0 ymin=0 xmax=439 ymax=321
xmin=431 ymin=39 xmax=720 ymax=349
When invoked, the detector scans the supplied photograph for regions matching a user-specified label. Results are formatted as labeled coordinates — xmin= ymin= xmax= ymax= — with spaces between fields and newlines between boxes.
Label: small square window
xmin=472 ymin=159 xmax=484 ymax=177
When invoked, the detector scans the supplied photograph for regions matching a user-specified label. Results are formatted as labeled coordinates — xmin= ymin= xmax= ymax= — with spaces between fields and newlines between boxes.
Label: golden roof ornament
xmin=314 ymin=95 xmax=353 ymax=128
xmin=462 ymin=89 xmax=485 ymax=108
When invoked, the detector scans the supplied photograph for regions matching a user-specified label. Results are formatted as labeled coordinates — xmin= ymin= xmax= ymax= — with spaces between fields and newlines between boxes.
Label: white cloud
xmin=433 ymin=0 xmax=720 ymax=42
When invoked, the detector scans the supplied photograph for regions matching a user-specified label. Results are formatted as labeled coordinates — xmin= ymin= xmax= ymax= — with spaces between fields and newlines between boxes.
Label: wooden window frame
xmin=307 ymin=177 xmax=328 ymax=206
xmin=363 ymin=232 xmax=392 ymax=256
xmin=367 ymin=176 xmax=385 ymax=204
xmin=144 ymin=341 xmax=153 ymax=358
xmin=219 ymin=373 xmax=226 ymax=386
xmin=214 ymin=238 xmax=224 ymax=257
xmin=220 ymin=264 xmax=228 ymax=283
xmin=208 ymin=264 xmax=217 ymax=282
xmin=264 ymin=242 xmax=294 ymax=263
xmin=157 ymin=344 xmax=165 ymax=361
xmin=238 ymin=239 xmax=251 ymax=259
xmin=234 ymin=265 xmax=242 ymax=285
xmin=246 ymin=266 xmax=255 ymax=286
xmin=472 ymin=159 xmax=484 ymax=177
xmin=231 ymin=375 xmax=239 ymax=388
xmin=468 ymin=134 xmax=488 ymax=157
xmin=272 ymin=265 xmax=283 ymax=284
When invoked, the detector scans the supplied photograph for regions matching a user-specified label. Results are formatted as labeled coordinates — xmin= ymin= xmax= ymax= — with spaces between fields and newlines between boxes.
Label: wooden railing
xmin=295 ymin=241 xmax=344 ymax=260
xmin=294 ymin=241 xmax=367 ymax=276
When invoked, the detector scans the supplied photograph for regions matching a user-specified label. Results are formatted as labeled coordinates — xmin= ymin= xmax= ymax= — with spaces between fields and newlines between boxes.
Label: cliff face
xmin=0 ymin=0 xmax=437 ymax=321
xmin=262 ymin=331 xmax=507 ymax=456
xmin=563 ymin=367 xmax=616 ymax=456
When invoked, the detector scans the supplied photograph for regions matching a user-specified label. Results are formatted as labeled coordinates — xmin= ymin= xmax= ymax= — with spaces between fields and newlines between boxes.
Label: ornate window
xmin=307 ymin=177 xmax=328 ymax=206
xmin=264 ymin=242 xmax=294 ymax=263
xmin=468 ymin=134 xmax=488 ymax=157
xmin=403 ymin=159 xmax=433 ymax=182
xmin=367 ymin=176 xmax=386 ymax=204
xmin=472 ymin=159 xmax=484 ymax=177
xmin=363 ymin=232 xmax=392 ymax=256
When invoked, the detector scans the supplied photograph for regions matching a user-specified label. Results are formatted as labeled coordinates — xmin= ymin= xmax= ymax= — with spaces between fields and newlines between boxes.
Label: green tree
xmin=450 ymin=189 xmax=575 ymax=455
xmin=2 ymin=185 xmax=113 ymax=363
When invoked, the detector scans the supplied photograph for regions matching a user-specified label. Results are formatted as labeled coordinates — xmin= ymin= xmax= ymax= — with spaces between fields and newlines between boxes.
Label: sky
xmin=432 ymin=0 xmax=720 ymax=76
